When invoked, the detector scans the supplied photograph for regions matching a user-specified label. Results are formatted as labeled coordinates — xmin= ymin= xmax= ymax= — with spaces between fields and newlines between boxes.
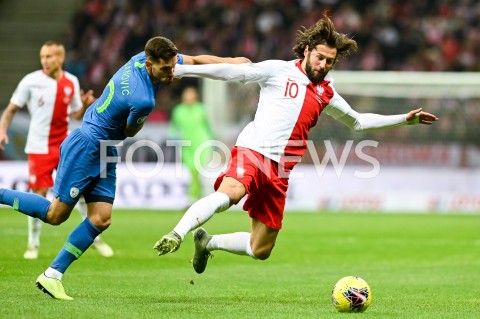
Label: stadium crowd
xmin=65 ymin=0 xmax=479 ymax=94
xmin=56 ymin=0 xmax=480 ymax=152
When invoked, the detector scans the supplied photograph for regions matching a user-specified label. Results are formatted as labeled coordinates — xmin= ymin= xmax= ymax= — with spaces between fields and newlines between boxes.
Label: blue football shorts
xmin=53 ymin=128 xmax=117 ymax=205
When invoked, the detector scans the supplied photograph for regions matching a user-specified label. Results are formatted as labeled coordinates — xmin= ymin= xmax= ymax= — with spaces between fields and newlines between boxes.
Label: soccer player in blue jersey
xmin=0 ymin=36 xmax=250 ymax=300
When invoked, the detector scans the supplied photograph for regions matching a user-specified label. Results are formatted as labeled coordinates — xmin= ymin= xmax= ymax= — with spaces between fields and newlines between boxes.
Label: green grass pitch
xmin=0 ymin=208 xmax=479 ymax=318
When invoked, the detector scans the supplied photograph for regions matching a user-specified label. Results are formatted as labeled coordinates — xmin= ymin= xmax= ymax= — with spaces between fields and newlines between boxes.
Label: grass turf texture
xmin=0 ymin=208 xmax=479 ymax=319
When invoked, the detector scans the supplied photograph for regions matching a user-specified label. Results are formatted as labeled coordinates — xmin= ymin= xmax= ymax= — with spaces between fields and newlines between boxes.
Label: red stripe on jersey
xmin=48 ymin=73 xmax=74 ymax=150
xmin=281 ymin=62 xmax=333 ymax=169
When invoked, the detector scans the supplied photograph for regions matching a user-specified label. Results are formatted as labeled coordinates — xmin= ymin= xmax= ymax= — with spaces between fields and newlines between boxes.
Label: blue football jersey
xmin=81 ymin=52 xmax=184 ymax=141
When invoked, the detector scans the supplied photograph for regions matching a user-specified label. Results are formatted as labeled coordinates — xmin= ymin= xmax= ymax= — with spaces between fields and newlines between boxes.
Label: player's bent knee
xmin=46 ymin=213 xmax=69 ymax=225
xmin=89 ymin=216 xmax=111 ymax=231
xmin=218 ymin=178 xmax=246 ymax=204
xmin=46 ymin=199 xmax=75 ymax=225
xmin=228 ymin=194 xmax=243 ymax=205
xmin=254 ymin=250 xmax=271 ymax=260
xmin=252 ymin=246 xmax=273 ymax=260
xmin=97 ymin=219 xmax=111 ymax=231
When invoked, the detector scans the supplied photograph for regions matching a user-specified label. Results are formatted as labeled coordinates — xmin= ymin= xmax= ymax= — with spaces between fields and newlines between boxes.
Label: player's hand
xmin=406 ymin=108 xmax=439 ymax=125
xmin=0 ymin=132 xmax=8 ymax=151
xmin=80 ymin=89 xmax=96 ymax=107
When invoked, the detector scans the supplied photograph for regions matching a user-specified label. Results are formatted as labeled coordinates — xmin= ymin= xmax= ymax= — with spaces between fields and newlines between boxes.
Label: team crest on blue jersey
xmin=70 ymin=187 xmax=80 ymax=198
xmin=137 ymin=116 xmax=148 ymax=124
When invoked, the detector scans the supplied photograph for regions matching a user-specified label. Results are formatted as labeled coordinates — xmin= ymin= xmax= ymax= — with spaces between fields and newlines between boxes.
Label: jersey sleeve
xmin=174 ymin=60 xmax=275 ymax=84
xmin=177 ymin=53 xmax=184 ymax=65
xmin=10 ymin=76 xmax=31 ymax=108
xmin=126 ymin=103 xmax=152 ymax=127
xmin=324 ymin=89 xmax=408 ymax=131
xmin=69 ymin=75 xmax=83 ymax=112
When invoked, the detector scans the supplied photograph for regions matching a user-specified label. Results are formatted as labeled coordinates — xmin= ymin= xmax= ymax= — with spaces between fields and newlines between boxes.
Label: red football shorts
xmin=27 ymin=148 xmax=60 ymax=189
xmin=214 ymin=146 xmax=290 ymax=230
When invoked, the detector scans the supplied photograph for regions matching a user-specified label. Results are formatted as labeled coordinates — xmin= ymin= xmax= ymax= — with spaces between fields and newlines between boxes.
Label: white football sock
xmin=173 ymin=192 xmax=230 ymax=240
xmin=44 ymin=267 xmax=63 ymax=280
xmin=207 ymin=232 xmax=256 ymax=258
xmin=75 ymin=198 xmax=88 ymax=219
xmin=27 ymin=216 xmax=42 ymax=247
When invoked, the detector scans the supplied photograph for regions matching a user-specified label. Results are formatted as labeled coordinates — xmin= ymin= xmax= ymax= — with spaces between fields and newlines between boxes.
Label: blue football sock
xmin=0 ymin=188 xmax=50 ymax=222
xmin=50 ymin=218 xmax=102 ymax=273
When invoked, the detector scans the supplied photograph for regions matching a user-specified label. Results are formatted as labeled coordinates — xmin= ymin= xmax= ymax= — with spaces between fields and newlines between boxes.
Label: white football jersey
xmin=175 ymin=60 xmax=408 ymax=168
xmin=10 ymin=70 xmax=83 ymax=154
xmin=234 ymin=59 xmax=334 ymax=167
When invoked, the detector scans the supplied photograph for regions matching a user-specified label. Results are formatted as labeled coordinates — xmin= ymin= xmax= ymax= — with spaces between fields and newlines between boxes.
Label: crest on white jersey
xmin=29 ymin=174 xmax=37 ymax=184
xmin=236 ymin=167 xmax=246 ymax=177
xmin=64 ymin=86 xmax=72 ymax=96
xmin=70 ymin=187 xmax=80 ymax=198
xmin=316 ymin=85 xmax=325 ymax=103
xmin=316 ymin=85 xmax=324 ymax=95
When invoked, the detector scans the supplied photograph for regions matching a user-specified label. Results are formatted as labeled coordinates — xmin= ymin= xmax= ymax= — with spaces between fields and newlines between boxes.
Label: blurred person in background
xmin=0 ymin=41 xmax=114 ymax=260
xmin=169 ymin=86 xmax=215 ymax=206
xmin=154 ymin=15 xmax=439 ymax=274
xmin=0 ymin=36 xmax=250 ymax=300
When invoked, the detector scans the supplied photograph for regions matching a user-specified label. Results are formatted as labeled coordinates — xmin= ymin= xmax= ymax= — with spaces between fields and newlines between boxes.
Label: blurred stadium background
xmin=0 ymin=0 xmax=479 ymax=213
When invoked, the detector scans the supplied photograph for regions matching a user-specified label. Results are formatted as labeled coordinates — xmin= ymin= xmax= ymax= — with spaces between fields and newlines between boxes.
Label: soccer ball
xmin=331 ymin=276 xmax=372 ymax=313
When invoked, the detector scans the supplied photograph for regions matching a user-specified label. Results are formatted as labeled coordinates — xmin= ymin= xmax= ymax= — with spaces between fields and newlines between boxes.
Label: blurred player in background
xmin=169 ymin=86 xmax=215 ymax=206
xmin=0 ymin=36 xmax=249 ymax=300
xmin=0 ymin=41 xmax=113 ymax=260
xmin=154 ymin=15 xmax=439 ymax=274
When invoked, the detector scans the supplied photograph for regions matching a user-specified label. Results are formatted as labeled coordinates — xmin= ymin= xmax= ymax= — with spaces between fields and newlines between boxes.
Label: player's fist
xmin=0 ymin=132 xmax=9 ymax=151
xmin=81 ymin=89 xmax=96 ymax=107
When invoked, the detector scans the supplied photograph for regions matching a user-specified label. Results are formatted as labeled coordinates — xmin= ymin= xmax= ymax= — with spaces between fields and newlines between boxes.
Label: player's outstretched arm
xmin=405 ymin=108 xmax=439 ymax=125
xmin=325 ymin=94 xmax=439 ymax=132
xmin=0 ymin=103 xmax=20 ymax=151
xmin=174 ymin=63 xmax=249 ymax=83
xmin=182 ymin=55 xmax=251 ymax=65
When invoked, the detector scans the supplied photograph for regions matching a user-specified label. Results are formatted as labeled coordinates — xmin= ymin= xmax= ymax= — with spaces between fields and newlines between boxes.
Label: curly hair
xmin=292 ymin=14 xmax=358 ymax=62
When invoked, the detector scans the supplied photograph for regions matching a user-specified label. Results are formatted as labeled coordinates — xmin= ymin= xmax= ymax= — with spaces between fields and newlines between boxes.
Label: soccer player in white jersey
xmin=0 ymin=41 xmax=114 ymax=259
xmin=154 ymin=15 xmax=439 ymax=274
